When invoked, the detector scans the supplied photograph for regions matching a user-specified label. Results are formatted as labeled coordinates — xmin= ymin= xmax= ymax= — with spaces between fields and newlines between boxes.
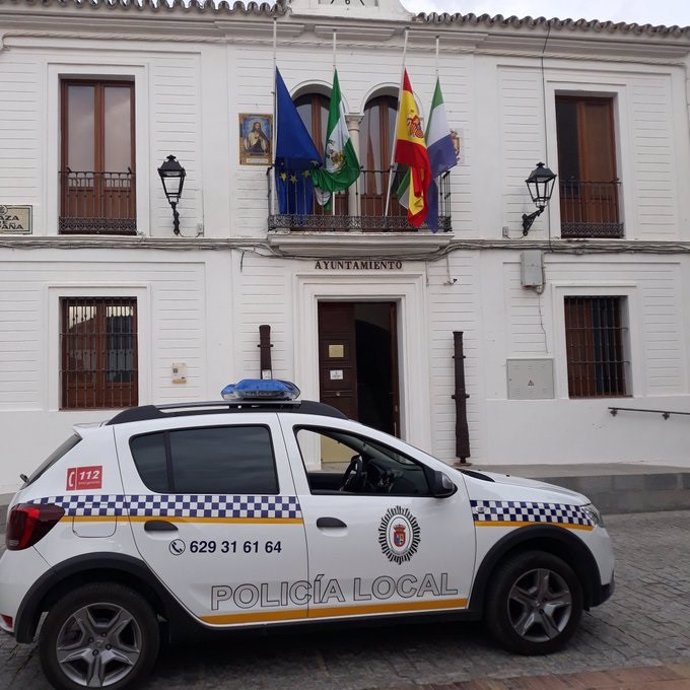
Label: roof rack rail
xmin=106 ymin=399 xmax=347 ymax=425
xmin=156 ymin=400 xmax=301 ymax=411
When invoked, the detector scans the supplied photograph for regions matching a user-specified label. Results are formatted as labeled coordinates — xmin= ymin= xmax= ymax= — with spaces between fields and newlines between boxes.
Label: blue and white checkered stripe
xmin=470 ymin=499 xmax=593 ymax=527
xmin=34 ymin=495 xmax=302 ymax=520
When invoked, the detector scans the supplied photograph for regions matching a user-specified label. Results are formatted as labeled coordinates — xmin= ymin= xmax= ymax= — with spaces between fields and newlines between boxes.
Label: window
xmin=26 ymin=434 xmax=81 ymax=486
xmin=60 ymin=297 xmax=138 ymax=409
xmin=295 ymin=426 xmax=430 ymax=496
xmin=294 ymin=92 xmax=352 ymax=216
xmin=295 ymin=93 xmax=329 ymax=154
xmin=60 ymin=80 xmax=136 ymax=235
xmin=564 ymin=296 xmax=628 ymax=398
xmin=556 ymin=95 xmax=622 ymax=238
xmin=360 ymin=95 xmax=401 ymax=217
xmin=130 ymin=426 xmax=278 ymax=494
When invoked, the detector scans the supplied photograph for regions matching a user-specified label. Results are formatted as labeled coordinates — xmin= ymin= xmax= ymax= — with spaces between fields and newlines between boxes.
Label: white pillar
xmin=346 ymin=114 xmax=363 ymax=226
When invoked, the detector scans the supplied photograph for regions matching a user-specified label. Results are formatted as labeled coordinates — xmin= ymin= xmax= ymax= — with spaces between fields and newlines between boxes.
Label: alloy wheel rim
xmin=55 ymin=602 xmax=142 ymax=687
xmin=506 ymin=567 xmax=572 ymax=642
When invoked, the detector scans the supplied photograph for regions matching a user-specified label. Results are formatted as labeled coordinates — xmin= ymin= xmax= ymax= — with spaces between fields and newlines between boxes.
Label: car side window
xmin=130 ymin=425 xmax=278 ymax=494
xmin=295 ymin=426 xmax=430 ymax=496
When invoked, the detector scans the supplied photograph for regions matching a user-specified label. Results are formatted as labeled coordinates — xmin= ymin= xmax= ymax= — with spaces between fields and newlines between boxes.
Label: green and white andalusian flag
xmin=312 ymin=69 xmax=360 ymax=206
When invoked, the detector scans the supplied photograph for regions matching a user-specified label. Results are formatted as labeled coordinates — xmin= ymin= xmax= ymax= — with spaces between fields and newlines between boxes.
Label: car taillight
xmin=6 ymin=503 xmax=65 ymax=551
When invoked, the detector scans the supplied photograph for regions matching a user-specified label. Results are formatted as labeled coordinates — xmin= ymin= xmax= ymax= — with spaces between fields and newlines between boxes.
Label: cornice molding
xmin=312 ymin=23 xmax=396 ymax=42
xmin=1 ymin=0 xmax=689 ymax=61
xmin=3 ymin=0 xmax=690 ymax=44
xmin=3 ymin=235 xmax=690 ymax=260
xmin=267 ymin=231 xmax=452 ymax=257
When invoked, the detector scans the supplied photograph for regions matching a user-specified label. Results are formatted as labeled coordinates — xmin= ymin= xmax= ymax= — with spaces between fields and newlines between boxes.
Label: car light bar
xmin=221 ymin=379 xmax=301 ymax=402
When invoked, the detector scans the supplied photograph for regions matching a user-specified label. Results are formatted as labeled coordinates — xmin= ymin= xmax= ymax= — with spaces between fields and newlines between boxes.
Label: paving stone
xmin=0 ymin=510 xmax=689 ymax=690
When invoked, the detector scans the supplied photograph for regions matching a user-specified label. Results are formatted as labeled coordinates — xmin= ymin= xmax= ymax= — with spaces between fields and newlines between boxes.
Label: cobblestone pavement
xmin=1 ymin=510 xmax=688 ymax=690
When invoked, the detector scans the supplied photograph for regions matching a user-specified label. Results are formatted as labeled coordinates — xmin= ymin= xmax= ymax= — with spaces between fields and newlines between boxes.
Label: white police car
xmin=0 ymin=380 xmax=614 ymax=689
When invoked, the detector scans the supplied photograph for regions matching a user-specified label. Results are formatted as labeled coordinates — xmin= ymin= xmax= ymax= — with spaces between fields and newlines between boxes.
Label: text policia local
xmin=211 ymin=572 xmax=458 ymax=611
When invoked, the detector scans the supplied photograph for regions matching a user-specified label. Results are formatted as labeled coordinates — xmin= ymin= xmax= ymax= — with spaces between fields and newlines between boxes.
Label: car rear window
xmin=130 ymin=425 xmax=278 ymax=494
xmin=25 ymin=434 xmax=82 ymax=486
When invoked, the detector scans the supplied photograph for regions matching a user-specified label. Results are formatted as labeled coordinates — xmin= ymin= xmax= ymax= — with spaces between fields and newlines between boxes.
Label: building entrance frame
xmin=293 ymin=271 xmax=432 ymax=451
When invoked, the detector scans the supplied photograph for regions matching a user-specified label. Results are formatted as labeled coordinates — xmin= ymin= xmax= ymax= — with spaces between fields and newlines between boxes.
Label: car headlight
xmin=582 ymin=503 xmax=605 ymax=528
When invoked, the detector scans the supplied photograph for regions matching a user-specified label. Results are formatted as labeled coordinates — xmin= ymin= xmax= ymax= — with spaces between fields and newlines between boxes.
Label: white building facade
xmin=1 ymin=0 xmax=690 ymax=493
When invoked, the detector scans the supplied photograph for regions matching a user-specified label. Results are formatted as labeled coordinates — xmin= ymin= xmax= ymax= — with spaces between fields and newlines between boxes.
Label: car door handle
xmin=316 ymin=517 xmax=347 ymax=529
xmin=144 ymin=520 xmax=178 ymax=532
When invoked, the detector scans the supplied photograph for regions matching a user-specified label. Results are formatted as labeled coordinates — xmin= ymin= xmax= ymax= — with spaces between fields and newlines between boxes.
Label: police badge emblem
xmin=378 ymin=506 xmax=421 ymax=564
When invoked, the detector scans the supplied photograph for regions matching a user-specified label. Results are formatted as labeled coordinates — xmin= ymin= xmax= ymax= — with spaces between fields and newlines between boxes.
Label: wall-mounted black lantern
xmin=522 ymin=162 xmax=557 ymax=236
xmin=157 ymin=155 xmax=186 ymax=236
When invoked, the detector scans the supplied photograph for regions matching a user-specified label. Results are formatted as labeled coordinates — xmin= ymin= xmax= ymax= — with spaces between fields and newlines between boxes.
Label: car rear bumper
xmin=0 ymin=547 xmax=51 ymax=636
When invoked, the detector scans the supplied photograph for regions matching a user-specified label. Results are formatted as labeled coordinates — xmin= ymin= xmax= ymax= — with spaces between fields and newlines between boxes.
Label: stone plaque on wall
xmin=0 ymin=205 xmax=32 ymax=234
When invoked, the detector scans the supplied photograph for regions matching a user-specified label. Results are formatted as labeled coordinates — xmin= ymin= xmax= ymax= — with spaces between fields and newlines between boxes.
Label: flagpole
xmin=433 ymin=35 xmax=441 ymax=219
xmin=435 ymin=35 xmax=440 ymax=78
xmin=434 ymin=34 xmax=439 ymax=180
xmin=384 ymin=26 xmax=409 ymax=218
xmin=332 ymin=29 xmax=336 ymax=70
xmin=332 ymin=29 xmax=337 ymax=217
xmin=272 ymin=17 xmax=278 ymax=215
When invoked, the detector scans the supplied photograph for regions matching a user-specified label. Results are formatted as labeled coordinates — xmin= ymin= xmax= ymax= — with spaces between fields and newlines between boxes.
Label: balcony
xmin=267 ymin=168 xmax=452 ymax=233
xmin=559 ymin=178 xmax=623 ymax=239
xmin=59 ymin=170 xmax=137 ymax=235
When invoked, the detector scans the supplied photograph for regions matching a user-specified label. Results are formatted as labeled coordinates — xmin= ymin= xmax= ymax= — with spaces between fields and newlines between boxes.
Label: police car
xmin=0 ymin=379 xmax=614 ymax=689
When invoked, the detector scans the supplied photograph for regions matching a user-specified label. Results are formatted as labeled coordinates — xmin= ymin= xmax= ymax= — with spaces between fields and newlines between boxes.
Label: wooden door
xmin=318 ymin=302 xmax=400 ymax=437
xmin=318 ymin=303 xmax=358 ymax=420
xmin=556 ymin=96 xmax=618 ymax=227
xmin=60 ymin=81 xmax=135 ymax=227
xmin=577 ymin=98 xmax=618 ymax=224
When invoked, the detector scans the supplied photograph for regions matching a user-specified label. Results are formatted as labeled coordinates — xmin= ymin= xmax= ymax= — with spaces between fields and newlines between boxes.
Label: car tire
xmin=484 ymin=550 xmax=583 ymax=655
xmin=38 ymin=582 xmax=160 ymax=690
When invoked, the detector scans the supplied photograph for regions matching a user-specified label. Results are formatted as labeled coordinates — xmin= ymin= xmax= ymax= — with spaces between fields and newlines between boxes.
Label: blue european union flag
xmin=275 ymin=68 xmax=322 ymax=214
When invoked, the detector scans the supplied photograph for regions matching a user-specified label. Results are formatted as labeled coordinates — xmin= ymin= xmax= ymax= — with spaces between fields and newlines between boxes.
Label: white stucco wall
xmin=0 ymin=2 xmax=690 ymax=492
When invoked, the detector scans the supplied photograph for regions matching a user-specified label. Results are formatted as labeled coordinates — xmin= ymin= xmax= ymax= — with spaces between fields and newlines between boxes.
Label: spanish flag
xmin=394 ymin=70 xmax=432 ymax=228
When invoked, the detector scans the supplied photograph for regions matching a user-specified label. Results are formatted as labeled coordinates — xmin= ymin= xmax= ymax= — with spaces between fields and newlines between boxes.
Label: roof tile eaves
xmin=1 ymin=0 xmax=286 ymax=16
xmin=414 ymin=11 xmax=690 ymax=37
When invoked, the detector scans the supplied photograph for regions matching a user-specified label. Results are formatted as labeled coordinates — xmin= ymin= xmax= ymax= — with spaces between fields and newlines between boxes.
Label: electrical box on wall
xmin=520 ymin=250 xmax=543 ymax=287
xmin=507 ymin=359 xmax=554 ymax=399
xmin=171 ymin=362 xmax=187 ymax=384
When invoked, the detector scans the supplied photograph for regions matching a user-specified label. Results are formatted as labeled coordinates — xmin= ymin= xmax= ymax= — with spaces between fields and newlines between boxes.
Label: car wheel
xmin=485 ymin=550 xmax=583 ymax=655
xmin=38 ymin=582 xmax=160 ymax=690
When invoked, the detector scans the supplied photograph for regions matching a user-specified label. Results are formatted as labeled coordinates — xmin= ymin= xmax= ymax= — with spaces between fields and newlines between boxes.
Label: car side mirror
xmin=430 ymin=470 xmax=457 ymax=498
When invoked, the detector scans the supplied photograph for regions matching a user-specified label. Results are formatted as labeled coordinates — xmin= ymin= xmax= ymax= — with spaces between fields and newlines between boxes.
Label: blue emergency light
xmin=221 ymin=379 xmax=301 ymax=402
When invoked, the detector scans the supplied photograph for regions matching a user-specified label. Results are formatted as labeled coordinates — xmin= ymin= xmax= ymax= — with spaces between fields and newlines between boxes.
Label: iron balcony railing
xmin=59 ymin=170 xmax=137 ymax=235
xmin=559 ymin=178 xmax=623 ymax=239
xmin=267 ymin=168 xmax=452 ymax=232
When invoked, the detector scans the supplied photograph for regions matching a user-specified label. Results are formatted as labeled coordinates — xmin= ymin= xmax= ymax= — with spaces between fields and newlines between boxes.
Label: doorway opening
xmin=318 ymin=301 xmax=400 ymax=442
